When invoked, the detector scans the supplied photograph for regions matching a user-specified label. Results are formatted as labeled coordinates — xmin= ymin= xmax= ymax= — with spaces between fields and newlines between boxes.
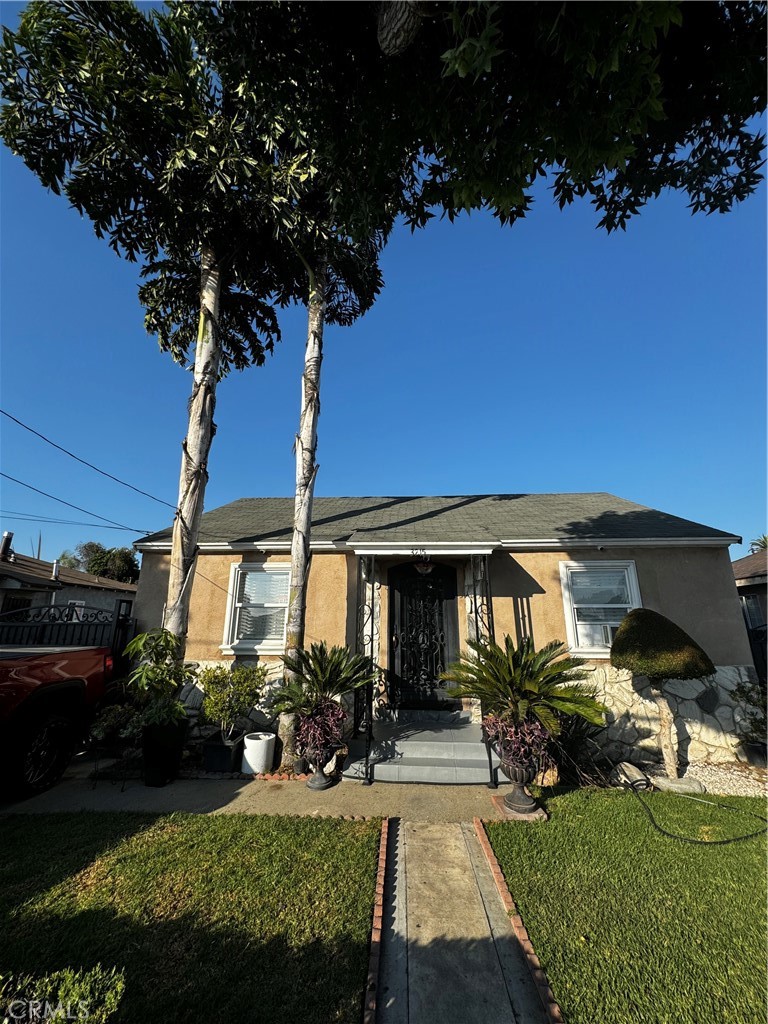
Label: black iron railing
xmin=0 ymin=598 xmax=135 ymax=660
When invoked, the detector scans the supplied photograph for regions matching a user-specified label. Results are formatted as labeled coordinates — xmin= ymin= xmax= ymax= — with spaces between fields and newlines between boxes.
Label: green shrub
xmin=732 ymin=674 xmax=767 ymax=747
xmin=610 ymin=608 xmax=715 ymax=682
xmin=199 ymin=663 xmax=267 ymax=739
xmin=1 ymin=965 xmax=125 ymax=1023
xmin=90 ymin=704 xmax=140 ymax=745
xmin=123 ymin=629 xmax=192 ymax=727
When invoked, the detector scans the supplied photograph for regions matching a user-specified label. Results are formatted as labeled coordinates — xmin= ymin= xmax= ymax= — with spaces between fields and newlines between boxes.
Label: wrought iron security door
xmin=389 ymin=562 xmax=459 ymax=709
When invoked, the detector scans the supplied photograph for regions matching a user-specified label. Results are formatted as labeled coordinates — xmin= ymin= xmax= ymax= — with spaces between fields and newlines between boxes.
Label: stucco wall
xmin=134 ymin=550 xmax=351 ymax=665
xmin=304 ymin=552 xmax=350 ymax=648
xmin=489 ymin=546 xmax=752 ymax=666
xmin=136 ymin=545 xmax=750 ymax=667
xmin=134 ymin=544 xmax=754 ymax=763
xmin=488 ymin=547 xmax=755 ymax=764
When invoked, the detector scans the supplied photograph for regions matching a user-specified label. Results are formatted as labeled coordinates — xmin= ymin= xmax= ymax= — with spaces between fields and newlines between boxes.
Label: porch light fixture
xmin=414 ymin=559 xmax=433 ymax=575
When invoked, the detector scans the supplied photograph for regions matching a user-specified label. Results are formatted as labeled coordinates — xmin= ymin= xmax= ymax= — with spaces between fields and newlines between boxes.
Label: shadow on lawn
xmin=2 ymin=904 xmax=372 ymax=1024
xmin=0 ymin=813 xmax=376 ymax=1024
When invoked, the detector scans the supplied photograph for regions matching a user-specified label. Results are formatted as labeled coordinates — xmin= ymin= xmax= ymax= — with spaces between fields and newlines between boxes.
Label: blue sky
xmin=0 ymin=12 xmax=765 ymax=564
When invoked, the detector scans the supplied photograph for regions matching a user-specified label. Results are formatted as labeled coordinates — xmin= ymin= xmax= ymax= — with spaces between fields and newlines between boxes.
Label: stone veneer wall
xmin=588 ymin=664 xmax=757 ymax=765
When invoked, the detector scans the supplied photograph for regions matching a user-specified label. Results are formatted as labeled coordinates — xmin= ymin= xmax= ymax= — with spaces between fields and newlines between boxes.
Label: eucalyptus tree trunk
xmin=650 ymin=682 xmax=678 ymax=779
xmin=285 ymin=259 xmax=327 ymax=664
xmin=164 ymin=246 xmax=222 ymax=651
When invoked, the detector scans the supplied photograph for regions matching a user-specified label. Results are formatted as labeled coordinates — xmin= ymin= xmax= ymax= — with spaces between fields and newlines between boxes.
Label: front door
xmin=389 ymin=562 xmax=460 ymax=709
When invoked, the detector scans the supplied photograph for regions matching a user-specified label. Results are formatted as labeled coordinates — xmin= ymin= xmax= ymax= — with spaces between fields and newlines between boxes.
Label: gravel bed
xmin=644 ymin=761 xmax=767 ymax=798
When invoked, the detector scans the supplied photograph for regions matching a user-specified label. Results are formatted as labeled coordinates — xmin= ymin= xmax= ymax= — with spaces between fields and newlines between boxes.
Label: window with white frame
xmin=223 ymin=563 xmax=291 ymax=652
xmin=559 ymin=561 xmax=641 ymax=655
xmin=741 ymin=593 xmax=766 ymax=629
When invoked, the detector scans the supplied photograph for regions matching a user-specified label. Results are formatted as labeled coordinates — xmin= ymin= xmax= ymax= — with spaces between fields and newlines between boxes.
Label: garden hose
xmin=619 ymin=769 xmax=768 ymax=846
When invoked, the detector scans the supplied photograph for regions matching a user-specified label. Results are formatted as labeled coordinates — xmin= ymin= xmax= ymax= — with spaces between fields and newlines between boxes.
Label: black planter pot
xmin=499 ymin=759 xmax=539 ymax=814
xmin=293 ymin=756 xmax=308 ymax=776
xmin=203 ymin=733 xmax=245 ymax=773
xmin=142 ymin=720 xmax=188 ymax=788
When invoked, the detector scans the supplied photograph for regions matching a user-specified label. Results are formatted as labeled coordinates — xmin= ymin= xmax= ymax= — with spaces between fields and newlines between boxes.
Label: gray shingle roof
xmin=137 ymin=493 xmax=737 ymax=547
xmin=732 ymin=551 xmax=768 ymax=581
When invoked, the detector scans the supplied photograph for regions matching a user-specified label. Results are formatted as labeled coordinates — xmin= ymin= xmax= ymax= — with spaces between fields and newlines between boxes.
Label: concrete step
xmin=342 ymin=714 xmax=508 ymax=785
xmin=343 ymin=755 xmax=505 ymax=785
xmin=355 ymin=720 xmax=495 ymax=761
xmin=396 ymin=707 xmax=468 ymax=724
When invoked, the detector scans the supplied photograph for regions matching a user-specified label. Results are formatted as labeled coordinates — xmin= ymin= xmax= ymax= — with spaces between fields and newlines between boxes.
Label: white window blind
xmin=226 ymin=564 xmax=291 ymax=650
xmin=560 ymin=561 xmax=641 ymax=654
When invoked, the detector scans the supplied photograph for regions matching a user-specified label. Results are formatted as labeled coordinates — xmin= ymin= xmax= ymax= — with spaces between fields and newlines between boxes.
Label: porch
xmin=350 ymin=549 xmax=500 ymax=785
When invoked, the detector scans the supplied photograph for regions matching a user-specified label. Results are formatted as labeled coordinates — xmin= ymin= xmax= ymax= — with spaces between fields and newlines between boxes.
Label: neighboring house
xmin=134 ymin=493 xmax=755 ymax=768
xmin=0 ymin=531 xmax=136 ymax=647
xmin=732 ymin=550 xmax=767 ymax=685
xmin=732 ymin=551 xmax=768 ymax=629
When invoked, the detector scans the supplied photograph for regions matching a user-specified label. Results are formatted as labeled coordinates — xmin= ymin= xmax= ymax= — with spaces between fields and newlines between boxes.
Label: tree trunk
xmin=650 ymin=682 xmax=678 ymax=779
xmin=377 ymin=1 xmax=422 ymax=55
xmin=164 ymin=246 xmax=222 ymax=651
xmin=284 ymin=259 xmax=327 ymax=663
xmin=277 ymin=711 xmax=297 ymax=770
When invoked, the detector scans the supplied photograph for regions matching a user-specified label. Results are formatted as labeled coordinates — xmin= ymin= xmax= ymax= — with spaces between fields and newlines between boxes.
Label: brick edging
xmin=472 ymin=817 xmax=564 ymax=1024
xmin=363 ymin=817 xmax=389 ymax=1024
xmin=252 ymin=772 xmax=310 ymax=781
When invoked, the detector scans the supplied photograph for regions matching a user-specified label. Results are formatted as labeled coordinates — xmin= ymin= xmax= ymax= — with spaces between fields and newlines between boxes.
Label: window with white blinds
xmin=559 ymin=561 xmax=641 ymax=655
xmin=224 ymin=563 xmax=291 ymax=652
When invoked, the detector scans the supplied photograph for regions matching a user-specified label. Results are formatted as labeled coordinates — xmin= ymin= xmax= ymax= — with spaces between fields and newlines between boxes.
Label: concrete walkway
xmin=1 ymin=764 xmax=509 ymax=822
xmin=379 ymin=821 xmax=548 ymax=1024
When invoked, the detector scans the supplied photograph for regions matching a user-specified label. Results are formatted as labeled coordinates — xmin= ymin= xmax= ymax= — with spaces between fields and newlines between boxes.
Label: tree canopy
xmin=2 ymin=1 xmax=765 ymax=644
xmin=59 ymin=542 xmax=140 ymax=583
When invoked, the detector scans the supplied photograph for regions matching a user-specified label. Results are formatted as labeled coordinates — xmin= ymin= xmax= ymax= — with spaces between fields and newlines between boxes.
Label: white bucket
xmin=241 ymin=731 xmax=276 ymax=774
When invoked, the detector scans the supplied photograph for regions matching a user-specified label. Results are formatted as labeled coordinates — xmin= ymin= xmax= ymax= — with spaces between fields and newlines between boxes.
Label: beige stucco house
xmin=134 ymin=493 xmax=756 ymax=777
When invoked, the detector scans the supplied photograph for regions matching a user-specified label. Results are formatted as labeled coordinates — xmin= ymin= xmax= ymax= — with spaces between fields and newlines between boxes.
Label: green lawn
xmin=0 ymin=812 xmax=381 ymax=1024
xmin=487 ymin=788 xmax=767 ymax=1024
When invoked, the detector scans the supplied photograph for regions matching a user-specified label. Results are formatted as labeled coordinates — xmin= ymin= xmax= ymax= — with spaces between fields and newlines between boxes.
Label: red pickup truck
xmin=0 ymin=646 xmax=114 ymax=795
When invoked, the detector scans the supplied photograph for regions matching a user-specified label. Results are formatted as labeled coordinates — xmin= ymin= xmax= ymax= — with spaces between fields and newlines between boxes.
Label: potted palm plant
xmin=442 ymin=636 xmax=607 ymax=815
xmin=123 ymin=629 xmax=194 ymax=787
xmin=271 ymin=642 xmax=376 ymax=790
xmin=199 ymin=663 xmax=267 ymax=772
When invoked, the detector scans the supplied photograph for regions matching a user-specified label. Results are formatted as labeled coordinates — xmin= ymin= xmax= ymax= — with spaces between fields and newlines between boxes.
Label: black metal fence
xmin=0 ymin=598 xmax=135 ymax=657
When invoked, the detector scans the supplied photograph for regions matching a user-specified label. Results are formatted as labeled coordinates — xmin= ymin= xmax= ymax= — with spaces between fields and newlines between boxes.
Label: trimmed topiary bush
xmin=610 ymin=608 xmax=715 ymax=682
xmin=611 ymin=608 xmax=715 ymax=778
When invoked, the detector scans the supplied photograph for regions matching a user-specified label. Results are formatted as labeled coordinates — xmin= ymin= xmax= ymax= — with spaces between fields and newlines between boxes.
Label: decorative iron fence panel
xmin=0 ymin=600 xmax=135 ymax=656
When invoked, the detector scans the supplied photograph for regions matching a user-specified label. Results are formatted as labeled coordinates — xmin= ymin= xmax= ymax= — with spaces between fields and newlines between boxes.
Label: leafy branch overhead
xmin=404 ymin=2 xmax=766 ymax=229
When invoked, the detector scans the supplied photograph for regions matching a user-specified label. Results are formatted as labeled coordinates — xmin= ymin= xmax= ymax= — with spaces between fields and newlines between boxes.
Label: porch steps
xmin=343 ymin=717 xmax=507 ymax=786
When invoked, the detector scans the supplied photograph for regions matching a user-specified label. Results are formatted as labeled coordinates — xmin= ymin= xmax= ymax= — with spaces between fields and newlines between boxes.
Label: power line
xmin=0 ymin=408 xmax=177 ymax=510
xmin=0 ymin=472 xmax=151 ymax=534
xmin=0 ymin=509 xmax=139 ymax=532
